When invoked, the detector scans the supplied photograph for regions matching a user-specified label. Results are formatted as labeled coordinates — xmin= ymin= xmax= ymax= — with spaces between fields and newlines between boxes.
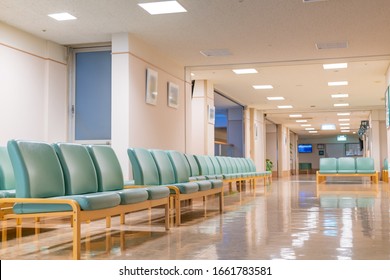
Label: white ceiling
xmin=1 ymin=0 xmax=390 ymax=136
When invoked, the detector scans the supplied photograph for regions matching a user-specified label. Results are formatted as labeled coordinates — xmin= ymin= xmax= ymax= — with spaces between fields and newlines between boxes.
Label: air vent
xmin=316 ymin=41 xmax=349 ymax=50
xmin=200 ymin=49 xmax=232 ymax=57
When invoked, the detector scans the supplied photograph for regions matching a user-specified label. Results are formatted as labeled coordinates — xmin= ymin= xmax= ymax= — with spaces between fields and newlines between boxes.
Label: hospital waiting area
xmin=1 ymin=1 xmax=390 ymax=261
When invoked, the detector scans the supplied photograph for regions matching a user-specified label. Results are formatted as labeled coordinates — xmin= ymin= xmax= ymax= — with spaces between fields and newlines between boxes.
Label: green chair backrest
xmin=337 ymin=157 xmax=356 ymax=173
xmin=319 ymin=158 xmax=337 ymax=174
xmin=384 ymin=158 xmax=388 ymax=170
xmin=204 ymin=156 xmax=216 ymax=175
xmin=150 ymin=149 xmax=176 ymax=185
xmin=245 ymin=158 xmax=257 ymax=172
xmin=167 ymin=150 xmax=190 ymax=183
xmin=209 ymin=156 xmax=222 ymax=175
xmin=128 ymin=148 xmax=160 ymax=185
xmin=87 ymin=145 xmax=124 ymax=192
xmin=7 ymin=140 xmax=65 ymax=198
xmin=356 ymin=157 xmax=375 ymax=173
xmin=0 ymin=146 xmax=15 ymax=190
xmin=54 ymin=143 xmax=98 ymax=195
xmin=194 ymin=155 xmax=209 ymax=176
xmin=216 ymin=156 xmax=229 ymax=173
xmin=184 ymin=154 xmax=201 ymax=176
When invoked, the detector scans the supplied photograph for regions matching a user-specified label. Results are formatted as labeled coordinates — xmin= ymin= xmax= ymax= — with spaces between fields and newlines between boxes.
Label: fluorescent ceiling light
xmin=289 ymin=114 xmax=302 ymax=118
xmin=309 ymin=131 xmax=318 ymax=134
xmin=323 ymin=63 xmax=348 ymax=70
xmin=321 ymin=124 xmax=336 ymax=130
xmin=138 ymin=1 xmax=187 ymax=15
xmin=296 ymin=120 xmax=308 ymax=123
xmin=328 ymin=81 xmax=348 ymax=86
xmin=331 ymin=93 xmax=349 ymax=98
xmin=341 ymin=130 xmax=350 ymax=133
xmin=253 ymin=85 xmax=273 ymax=90
xmin=340 ymin=127 xmax=350 ymax=130
xmin=301 ymin=124 xmax=311 ymax=127
xmin=334 ymin=103 xmax=349 ymax=107
xmin=305 ymin=128 xmax=315 ymax=130
xmin=277 ymin=105 xmax=293 ymax=109
xmin=338 ymin=118 xmax=350 ymax=121
xmin=48 ymin=12 xmax=77 ymax=21
xmin=339 ymin=123 xmax=350 ymax=126
xmin=232 ymin=68 xmax=258 ymax=74
xmin=267 ymin=96 xmax=285 ymax=100
xmin=337 ymin=112 xmax=351 ymax=116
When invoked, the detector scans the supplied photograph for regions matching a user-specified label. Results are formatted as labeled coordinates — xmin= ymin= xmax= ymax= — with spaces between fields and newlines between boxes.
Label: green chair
xmin=0 ymin=146 xmax=16 ymax=198
xmin=337 ymin=157 xmax=356 ymax=174
xmin=318 ymin=158 xmax=338 ymax=174
xmin=184 ymin=153 xmax=207 ymax=181
xmin=356 ymin=157 xmax=376 ymax=174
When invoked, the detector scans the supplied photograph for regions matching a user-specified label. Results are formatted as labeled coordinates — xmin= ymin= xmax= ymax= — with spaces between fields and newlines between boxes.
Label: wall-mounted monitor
xmin=298 ymin=144 xmax=312 ymax=153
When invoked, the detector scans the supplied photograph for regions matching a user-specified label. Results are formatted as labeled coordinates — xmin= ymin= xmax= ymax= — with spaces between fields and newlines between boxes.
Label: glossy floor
xmin=1 ymin=175 xmax=390 ymax=260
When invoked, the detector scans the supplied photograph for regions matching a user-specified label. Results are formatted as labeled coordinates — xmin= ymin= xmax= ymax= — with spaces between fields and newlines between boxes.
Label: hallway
xmin=1 ymin=175 xmax=389 ymax=260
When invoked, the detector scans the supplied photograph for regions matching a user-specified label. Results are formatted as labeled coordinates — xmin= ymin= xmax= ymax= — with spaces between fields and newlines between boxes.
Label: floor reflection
xmin=1 ymin=175 xmax=390 ymax=260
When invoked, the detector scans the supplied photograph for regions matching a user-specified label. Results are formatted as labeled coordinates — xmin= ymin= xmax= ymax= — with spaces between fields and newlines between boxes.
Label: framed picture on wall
xmin=167 ymin=82 xmax=179 ymax=108
xmin=317 ymin=144 xmax=324 ymax=149
xmin=146 ymin=68 xmax=158 ymax=105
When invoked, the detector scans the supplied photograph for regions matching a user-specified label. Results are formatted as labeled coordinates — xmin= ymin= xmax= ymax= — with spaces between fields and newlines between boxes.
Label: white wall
xmin=0 ymin=23 xmax=68 ymax=146
xmin=266 ymin=124 xmax=277 ymax=172
xmin=111 ymin=33 xmax=187 ymax=179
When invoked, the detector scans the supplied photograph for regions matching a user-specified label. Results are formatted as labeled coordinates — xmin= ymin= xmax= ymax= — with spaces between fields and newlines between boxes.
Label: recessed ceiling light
xmin=296 ymin=120 xmax=308 ymax=123
xmin=337 ymin=112 xmax=351 ymax=116
xmin=338 ymin=118 xmax=350 ymax=121
xmin=301 ymin=124 xmax=311 ymax=127
xmin=289 ymin=114 xmax=302 ymax=118
xmin=331 ymin=93 xmax=349 ymax=98
xmin=309 ymin=131 xmax=318 ymax=134
xmin=48 ymin=12 xmax=77 ymax=21
xmin=323 ymin=63 xmax=348 ymax=70
xmin=278 ymin=105 xmax=293 ymax=109
xmin=321 ymin=124 xmax=336 ymax=130
xmin=305 ymin=128 xmax=315 ymax=130
xmin=328 ymin=81 xmax=348 ymax=86
xmin=253 ymin=85 xmax=273 ymax=90
xmin=267 ymin=97 xmax=285 ymax=100
xmin=334 ymin=103 xmax=349 ymax=107
xmin=232 ymin=68 xmax=258 ymax=74
xmin=339 ymin=123 xmax=350 ymax=126
xmin=138 ymin=1 xmax=187 ymax=15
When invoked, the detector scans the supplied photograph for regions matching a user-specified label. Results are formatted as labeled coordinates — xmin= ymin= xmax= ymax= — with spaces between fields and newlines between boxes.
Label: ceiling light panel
xmin=337 ymin=112 xmax=351 ymax=116
xmin=232 ymin=68 xmax=258 ymax=74
xmin=334 ymin=103 xmax=349 ymax=107
xmin=323 ymin=63 xmax=348 ymax=70
xmin=331 ymin=93 xmax=349 ymax=98
xmin=289 ymin=114 xmax=302 ymax=118
xmin=309 ymin=131 xmax=318 ymax=134
xmin=328 ymin=81 xmax=348 ymax=86
xmin=338 ymin=119 xmax=350 ymax=121
xmin=278 ymin=105 xmax=293 ymax=109
xmin=321 ymin=124 xmax=336 ymax=130
xmin=267 ymin=97 xmax=285 ymax=100
xmin=253 ymin=85 xmax=273 ymax=90
xmin=296 ymin=120 xmax=308 ymax=123
xmin=48 ymin=12 xmax=77 ymax=21
xmin=138 ymin=1 xmax=187 ymax=15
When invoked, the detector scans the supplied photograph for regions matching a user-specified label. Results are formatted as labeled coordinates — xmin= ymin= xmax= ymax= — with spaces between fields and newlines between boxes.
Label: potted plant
xmin=266 ymin=159 xmax=273 ymax=172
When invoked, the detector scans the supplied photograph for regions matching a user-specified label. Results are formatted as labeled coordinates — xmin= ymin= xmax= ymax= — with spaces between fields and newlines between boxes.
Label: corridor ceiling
xmin=1 ymin=0 xmax=390 ymax=136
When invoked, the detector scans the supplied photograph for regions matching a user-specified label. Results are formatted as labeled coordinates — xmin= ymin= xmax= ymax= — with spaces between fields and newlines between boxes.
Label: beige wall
xmin=111 ymin=33 xmax=187 ymax=179
xmin=0 ymin=23 xmax=68 ymax=146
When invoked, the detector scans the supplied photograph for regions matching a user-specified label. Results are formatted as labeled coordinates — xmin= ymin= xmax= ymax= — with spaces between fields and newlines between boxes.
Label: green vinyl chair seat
xmin=142 ymin=186 xmax=170 ymax=200
xmin=337 ymin=157 xmax=356 ymax=174
xmin=319 ymin=158 xmax=338 ymax=174
xmin=172 ymin=182 xmax=200 ymax=194
xmin=356 ymin=157 xmax=376 ymax=174
xmin=194 ymin=180 xmax=212 ymax=191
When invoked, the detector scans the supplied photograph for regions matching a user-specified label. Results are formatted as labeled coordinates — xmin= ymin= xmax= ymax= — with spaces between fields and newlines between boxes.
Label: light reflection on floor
xmin=1 ymin=175 xmax=389 ymax=260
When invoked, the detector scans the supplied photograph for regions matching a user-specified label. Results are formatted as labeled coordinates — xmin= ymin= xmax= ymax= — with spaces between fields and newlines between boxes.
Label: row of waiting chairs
xmin=317 ymin=157 xmax=379 ymax=184
xmin=0 ymin=140 xmax=270 ymax=259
